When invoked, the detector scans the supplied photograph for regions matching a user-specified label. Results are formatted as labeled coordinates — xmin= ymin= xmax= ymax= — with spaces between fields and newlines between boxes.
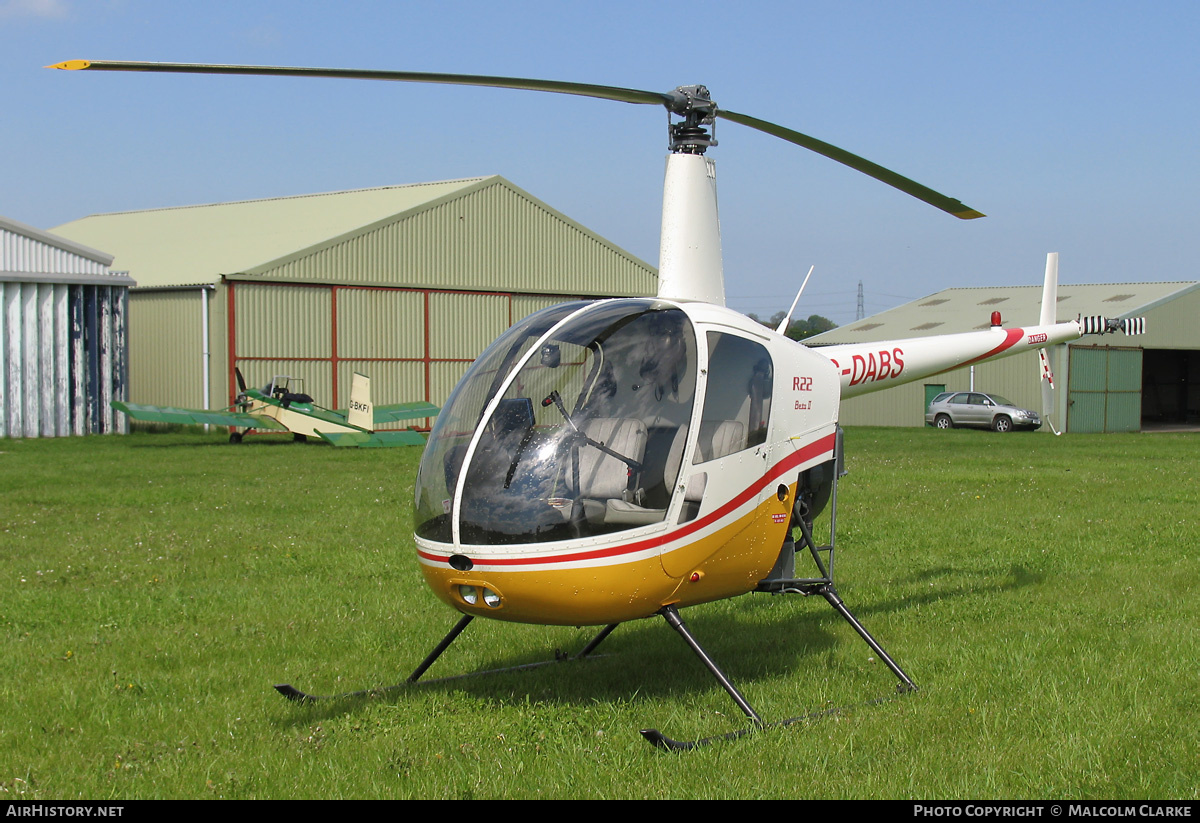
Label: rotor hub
xmin=665 ymin=85 xmax=717 ymax=154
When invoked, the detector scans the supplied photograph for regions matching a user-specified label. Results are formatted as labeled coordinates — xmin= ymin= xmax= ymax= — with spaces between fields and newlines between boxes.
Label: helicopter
xmin=115 ymin=368 xmax=438 ymax=447
xmin=51 ymin=60 xmax=1146 ymax=749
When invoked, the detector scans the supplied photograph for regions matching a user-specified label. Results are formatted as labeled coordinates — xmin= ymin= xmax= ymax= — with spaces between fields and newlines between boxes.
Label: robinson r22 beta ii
xmin=52 ymin=60 xmax=1146 ymax=749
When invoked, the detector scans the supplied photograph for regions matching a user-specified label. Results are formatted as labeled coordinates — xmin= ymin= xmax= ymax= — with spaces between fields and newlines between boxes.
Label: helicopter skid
xmin=640 ymin=689 xmax=915 ymax=752
xmin=272 ymin=655 xmax=612 ymax=703
xmin=273 ymin=617 xmax=619 ymax=703
xmin=636 ymin=598 xmax=915 ymax=751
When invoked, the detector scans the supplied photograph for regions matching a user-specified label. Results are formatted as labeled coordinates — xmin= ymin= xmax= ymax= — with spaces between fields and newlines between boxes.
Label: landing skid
xmin=753 ymin=445 xmax=917 ymax=688
xmin=639 ymin=584 xmax=916 ymax=750
xmin=274 ymin=617 xmax=617 ymax=703
xmin=639 ymin=443 xmax=916 ymax=750
xmin=641 ymin=690 xmax=910 ymax=751
xmin=276 ymin=439 xmax=915 ymax=751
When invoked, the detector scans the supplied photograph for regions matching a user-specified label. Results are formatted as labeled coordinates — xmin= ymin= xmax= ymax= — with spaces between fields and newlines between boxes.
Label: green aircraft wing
xmin=316 ymin=429 xmax=427 ymax=448
xmin=373 ymin=401 xmax=440 ymax=423
xmin=114 ymin=401 xmax=288 ymax=430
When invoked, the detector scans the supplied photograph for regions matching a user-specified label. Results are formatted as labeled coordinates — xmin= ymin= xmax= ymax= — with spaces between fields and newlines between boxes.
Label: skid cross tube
xmin=639 ymin=605 xmax=785 ymax=750
xmin=778 ymin=518 xmax=916 ymax=691
xmin=402 ymin=615 xmax=621 ymax=683
xmin=818 ymin=585 xmax=916 ymax=691
xmin=660 ymin=605 xmax=762 ymax=723
xmin=574 ymin=622 xmax=620 ymax=659
xmin=407 ymin=614 xmax=474 ymax=683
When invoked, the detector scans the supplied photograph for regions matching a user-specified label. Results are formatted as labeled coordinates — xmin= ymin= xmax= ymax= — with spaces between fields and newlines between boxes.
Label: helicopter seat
xmin=576 ymin=417 xmax=650 ymax=525
xmin=695 ymin=420 xmax=745 ymax=463
xmin=603 ymin=499 xmax=666 ymax=525
xmin=602 ymin=423 xmax=690 ymax=526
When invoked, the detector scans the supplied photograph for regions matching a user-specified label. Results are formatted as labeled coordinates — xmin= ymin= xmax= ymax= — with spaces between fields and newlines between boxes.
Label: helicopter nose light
xmin=458 ymin=585 xmax=479 ymax=605
xmin=482 ymin=588 xmax=502 ymax=608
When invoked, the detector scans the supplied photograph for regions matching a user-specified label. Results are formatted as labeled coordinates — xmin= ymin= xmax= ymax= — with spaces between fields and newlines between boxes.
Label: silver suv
xmin=925 ymin=391 xmax=1041 ymax=432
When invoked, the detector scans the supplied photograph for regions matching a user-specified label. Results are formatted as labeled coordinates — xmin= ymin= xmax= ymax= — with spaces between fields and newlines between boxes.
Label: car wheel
xmin=992 ymin=415 xmax=1012 ymax=433
xmin=935 ymin=414 xmax=953 ymax=430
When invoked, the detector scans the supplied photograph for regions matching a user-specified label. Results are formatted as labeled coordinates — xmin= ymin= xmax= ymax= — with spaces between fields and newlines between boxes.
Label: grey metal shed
xmin=1 ymin=216 xmax=134 ymax=438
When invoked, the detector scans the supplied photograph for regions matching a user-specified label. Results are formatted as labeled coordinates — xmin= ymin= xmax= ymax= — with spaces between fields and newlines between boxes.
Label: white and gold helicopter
xmin=52 ymin=60 xmax=1145 ymax=749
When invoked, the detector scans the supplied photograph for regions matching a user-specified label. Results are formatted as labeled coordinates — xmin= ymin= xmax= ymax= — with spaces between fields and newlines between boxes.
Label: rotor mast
xmin=657 ymin=85 xmax=726 ymax=306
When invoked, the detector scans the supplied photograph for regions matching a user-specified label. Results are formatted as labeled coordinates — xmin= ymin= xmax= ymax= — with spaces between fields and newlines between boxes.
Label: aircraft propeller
xmin=233 ymin=366 xmax=250 ymax=412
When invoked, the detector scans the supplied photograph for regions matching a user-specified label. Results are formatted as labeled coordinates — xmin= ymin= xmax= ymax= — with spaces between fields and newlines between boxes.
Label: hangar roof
xmin=808 ymin=280 xmax=1200 ymax=346
xmin=50 ymin=176 xmax=655 ymax=294
xmin=50 ymin=178 xmax=489 ymax=287
xmin=1 ymin=215 xmax=133 ymax=286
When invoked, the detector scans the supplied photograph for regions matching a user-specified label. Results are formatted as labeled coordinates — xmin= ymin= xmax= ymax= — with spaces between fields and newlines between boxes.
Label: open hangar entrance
xmin=1142 ymin=348 xmax=1200 ymax=428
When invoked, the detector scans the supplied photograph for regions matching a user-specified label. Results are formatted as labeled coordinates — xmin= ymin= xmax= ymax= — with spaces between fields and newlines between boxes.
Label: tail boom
xmin=817 ymin=308 xmax=1145 ymax=400
xmin=816 ymin=321 xmax=1084 ymax=400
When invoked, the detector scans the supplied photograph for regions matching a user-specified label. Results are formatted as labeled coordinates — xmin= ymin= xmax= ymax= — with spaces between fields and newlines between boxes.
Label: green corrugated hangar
xmin=807 ymin=280 xmax=1200 ymax=433
xmin=52 ymin=177 xmax=658 ymax=423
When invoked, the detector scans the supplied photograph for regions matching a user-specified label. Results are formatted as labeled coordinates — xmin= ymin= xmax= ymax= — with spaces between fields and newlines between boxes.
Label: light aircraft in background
xmin=55 ymin=60 xmax=1145 ymax=749
xmin=115 ymin=369 xmax=438 ymax=447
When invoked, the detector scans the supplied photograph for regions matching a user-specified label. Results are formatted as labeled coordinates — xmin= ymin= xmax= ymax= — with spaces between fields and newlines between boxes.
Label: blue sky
xmin=3 ymin=0 xmax=1197 ymax=324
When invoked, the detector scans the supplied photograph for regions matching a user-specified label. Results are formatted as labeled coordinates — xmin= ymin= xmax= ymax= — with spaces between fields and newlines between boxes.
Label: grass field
xmin=1 ymin=426 xmax=1196 ymax=799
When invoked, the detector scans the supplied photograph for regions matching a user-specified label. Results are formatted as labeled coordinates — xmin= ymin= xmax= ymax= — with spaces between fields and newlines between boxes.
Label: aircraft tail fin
xmin=1039 ymin=252 xmax=1058 ymax=327
xmin=1037 ymin=254 xmax=1062 ymax=435
xmin=1038 ymin=348 xmax=1062 ymax=436
xmin=347 ymin=372 xmax=374 ymax=431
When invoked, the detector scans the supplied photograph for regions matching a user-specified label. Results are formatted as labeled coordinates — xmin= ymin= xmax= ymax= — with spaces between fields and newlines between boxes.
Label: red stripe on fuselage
xmin=956 ymin=328 xmax=1024 ymax=369
xmin=417 ymin=432 xmax=837 ymax=568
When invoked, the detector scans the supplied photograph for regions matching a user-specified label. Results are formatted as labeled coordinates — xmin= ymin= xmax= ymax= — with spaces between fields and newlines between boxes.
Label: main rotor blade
xmin=717 ymin=108 xmax=984 ymax=219
xmin=47 ymin=60 xmax=673 ymax=108
xmin=49 ymin=60 xmax=983 ymax=219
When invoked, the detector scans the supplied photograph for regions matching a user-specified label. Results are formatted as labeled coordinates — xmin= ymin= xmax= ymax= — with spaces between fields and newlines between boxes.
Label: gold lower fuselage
xmin=415 ymin=430 xmax=836 ymax=625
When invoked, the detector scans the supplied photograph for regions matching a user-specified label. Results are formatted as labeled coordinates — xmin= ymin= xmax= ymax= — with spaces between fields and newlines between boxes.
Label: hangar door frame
xmin=225 ymin=280 xmax=582 ymax=423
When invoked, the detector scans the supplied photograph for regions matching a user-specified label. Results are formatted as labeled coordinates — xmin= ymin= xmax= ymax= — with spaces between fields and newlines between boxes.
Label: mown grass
xmin=0 ymin=427 xmax=1196 ymax=799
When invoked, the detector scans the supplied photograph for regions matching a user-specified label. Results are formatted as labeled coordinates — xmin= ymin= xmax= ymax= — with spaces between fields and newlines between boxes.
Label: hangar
xmin=807 ymin=279 xmax=1200 ymax=433
xmin=52 ymin=177 xmax=658 ymax=424
xmin=1 ymin=216 xmax=133 ymax=439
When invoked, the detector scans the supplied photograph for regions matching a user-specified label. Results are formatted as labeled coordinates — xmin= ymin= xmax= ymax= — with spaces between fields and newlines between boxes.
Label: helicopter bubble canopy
xmin=415 ymin=299 xmax=699 ymax=546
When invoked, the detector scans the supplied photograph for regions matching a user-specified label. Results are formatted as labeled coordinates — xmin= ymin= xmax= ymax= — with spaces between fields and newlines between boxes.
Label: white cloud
xmin=0 ymin=0 xmax=72 ymax=20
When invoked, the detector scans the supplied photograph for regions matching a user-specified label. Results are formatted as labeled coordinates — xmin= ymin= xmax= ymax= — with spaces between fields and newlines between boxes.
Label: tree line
xmin=745 ymin=311 xmax=837 ymax=341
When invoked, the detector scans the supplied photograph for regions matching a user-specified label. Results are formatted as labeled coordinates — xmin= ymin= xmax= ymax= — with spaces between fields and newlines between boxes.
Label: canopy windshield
xmin=415 ymin=299 xmax=697 ymax=545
